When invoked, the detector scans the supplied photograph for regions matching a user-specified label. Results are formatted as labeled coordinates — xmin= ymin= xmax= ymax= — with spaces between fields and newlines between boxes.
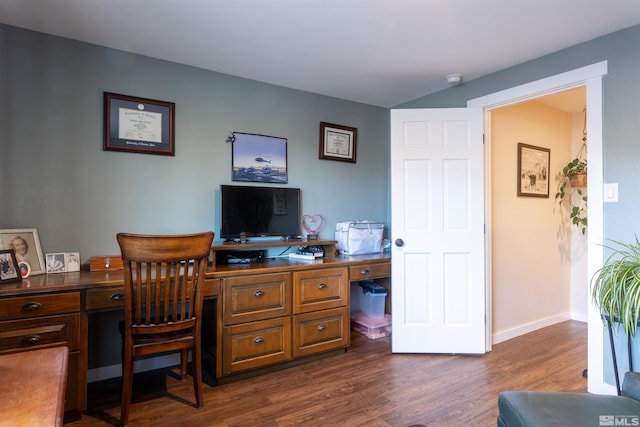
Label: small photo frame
xmin=0 ymin=229 xmax=46 ymax=275
xmin=18 ymin=262 xmax=30 ymax=278
xmin=319 ymin=122 xmax=357 ymax=163
xmin=0 ymin=249 xmax=21 ymax=283
xmin=46 ymin=252 xmax=81 ymax=274
xmin=231 ymin=132 xmax=288 ymax=183
xmin=104 ymin=92 xmax=175 ymax=156
xmin=517 ymin=143 xmax=550 ymax=198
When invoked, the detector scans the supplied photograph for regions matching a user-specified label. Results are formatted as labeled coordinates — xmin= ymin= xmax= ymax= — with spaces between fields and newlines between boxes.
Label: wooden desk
xmin=0 ymin=269 xmax=220 ymax=423
xmin=0 ymin=249 xmax=390 ymax=422
xmin=0 ymin=346 xmax=69 ymax=427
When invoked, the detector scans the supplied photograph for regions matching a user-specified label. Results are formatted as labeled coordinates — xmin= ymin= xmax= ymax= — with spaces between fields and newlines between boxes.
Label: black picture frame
xmin=0 ymin=249 xmax=22 ymax=284
xmin=319 ymin=122 xmax=357 ymax=163
xmin=517 ymin=143 xmax=550 ymax=198
xmin=104 ymin=92 xmax=175 ymax=156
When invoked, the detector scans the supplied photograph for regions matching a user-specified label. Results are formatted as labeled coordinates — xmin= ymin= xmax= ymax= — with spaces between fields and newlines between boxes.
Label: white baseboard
xmin=492 ymin=312 xmax=574 ymax=345
xmin=88 ymin=353 xmax=181 ymax=383
xmin=571 ymin=311 xmax=588 ymax=323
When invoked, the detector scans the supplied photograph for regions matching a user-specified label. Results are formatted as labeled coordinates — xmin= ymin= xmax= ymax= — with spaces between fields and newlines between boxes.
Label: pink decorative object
xmin=301 ymin=214 xmax=324 ymax=240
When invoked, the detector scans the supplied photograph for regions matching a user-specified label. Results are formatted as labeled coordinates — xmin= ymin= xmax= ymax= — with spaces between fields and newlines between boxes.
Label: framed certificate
xmin=104 ymin=92 xmax=175 ymax=156
xmin=319 ymin=122 xmax=357 ymax=163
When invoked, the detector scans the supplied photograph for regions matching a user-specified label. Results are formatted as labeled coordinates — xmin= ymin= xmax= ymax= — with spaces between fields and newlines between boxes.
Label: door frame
xmin=467 ymin=61 xmax=609 ymax=394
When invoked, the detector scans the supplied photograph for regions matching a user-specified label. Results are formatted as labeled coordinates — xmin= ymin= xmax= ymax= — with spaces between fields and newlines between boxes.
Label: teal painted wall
xmin=0 ymin=24 xmax=390 ymax=259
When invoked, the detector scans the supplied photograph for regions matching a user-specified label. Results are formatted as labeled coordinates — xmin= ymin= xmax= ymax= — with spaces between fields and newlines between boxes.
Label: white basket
xmin=335 ymin=221 xmax=384 ymax=255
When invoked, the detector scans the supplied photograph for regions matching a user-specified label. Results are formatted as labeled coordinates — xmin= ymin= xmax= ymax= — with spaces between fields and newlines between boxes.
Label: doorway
xmin=468 ymin=60 xmax=607 ymax=393
xmin=489 ymin=88 xmax=587 ymax=344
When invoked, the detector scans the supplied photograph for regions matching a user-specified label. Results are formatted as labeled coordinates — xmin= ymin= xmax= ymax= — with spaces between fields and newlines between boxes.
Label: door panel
xmin=391 ymin=108 xmax=486 ymax=354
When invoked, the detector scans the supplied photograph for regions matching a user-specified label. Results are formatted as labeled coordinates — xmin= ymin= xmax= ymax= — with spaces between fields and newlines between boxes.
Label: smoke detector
xmin=446 ymin=74 xmax=463 ymax=85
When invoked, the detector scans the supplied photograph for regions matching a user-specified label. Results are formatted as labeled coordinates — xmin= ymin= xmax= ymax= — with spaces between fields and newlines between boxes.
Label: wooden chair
xmin=116 ymin=232 xmax=214 ymax=427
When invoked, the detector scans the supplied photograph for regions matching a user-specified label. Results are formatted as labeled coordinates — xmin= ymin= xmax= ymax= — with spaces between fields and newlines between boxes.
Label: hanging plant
xmin=555 ymin=107 xmax=588 ymax=234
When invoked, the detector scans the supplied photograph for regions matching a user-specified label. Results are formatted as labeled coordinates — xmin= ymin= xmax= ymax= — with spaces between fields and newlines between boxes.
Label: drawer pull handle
xmin=110 ymin=293 xmax=125 ymax=300
xmin=360 ymin=268 xmax=370 ymax=276
xmin=317 ymin=283 xmax=327 ymax=289
xmin=22 ymin=302 xmax=42 ymax=311
xmin=317 ymin=324 xmax=327 ymax=331
xmin=254 ymin=290 xmax=265 ymax=297
xmin=254 ymin=336 xmax=265 ymax=344
xmin=22 ymin=335 xmax=41 ymax=345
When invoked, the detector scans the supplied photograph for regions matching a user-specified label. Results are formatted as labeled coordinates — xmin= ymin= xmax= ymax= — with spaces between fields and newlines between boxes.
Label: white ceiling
xmin=1 ymin=0 xmax=639 ymax=107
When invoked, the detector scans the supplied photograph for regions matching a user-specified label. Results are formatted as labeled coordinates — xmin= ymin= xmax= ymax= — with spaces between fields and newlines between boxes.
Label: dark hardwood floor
xmin=74 ymin=320 xmax=587 ymax=427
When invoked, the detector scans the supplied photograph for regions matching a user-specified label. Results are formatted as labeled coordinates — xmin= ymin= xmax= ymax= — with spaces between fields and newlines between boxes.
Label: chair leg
xmin=120 ymin=350 xmax=134 ymax=427
xmin=180 ymin=348 xmax=188 ymax=380
xmin=192 ymin=343 xmax=204 ymax=408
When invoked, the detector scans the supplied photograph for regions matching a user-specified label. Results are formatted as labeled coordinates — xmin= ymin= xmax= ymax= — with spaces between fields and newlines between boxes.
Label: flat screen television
xmin=220 ymin=185 xmax=301 ymax=240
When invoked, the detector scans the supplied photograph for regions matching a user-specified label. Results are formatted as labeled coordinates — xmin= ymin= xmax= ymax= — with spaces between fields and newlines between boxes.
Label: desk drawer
xmin=350 ymin=262 xmax=391 ymax=281
xmin=85 ymin=279 xmax=219 ymax=312
xmin=223 ymin=273 xmax=291 ymax=325
xmin=202 ymin=278 xmax=220 ymax=298
xmin=293 ymin=267 xmax=348 ymax=314
xmin=0 ymin=293 xmax=80 ymax=321
xmin=293 ymin=307 xmax=349 ymax=358
xmin=222 ymin=316 xmax=292 ymax=374
xmin=0 ymin=313 xmax=79 ymax=352
xmin=85 ymin=287 xmax=125 ymax=311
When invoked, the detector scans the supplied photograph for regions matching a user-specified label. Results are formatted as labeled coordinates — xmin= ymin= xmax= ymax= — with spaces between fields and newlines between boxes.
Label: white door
xmin=390 ymin=108 xmax=486 ymax=354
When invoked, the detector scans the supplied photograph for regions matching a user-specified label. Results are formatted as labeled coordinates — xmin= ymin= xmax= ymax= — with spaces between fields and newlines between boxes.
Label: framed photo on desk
xmin=0 ymin=249 xmax=21 ymax=283
xmin=0 ymin=228 xmax=45 ymax=275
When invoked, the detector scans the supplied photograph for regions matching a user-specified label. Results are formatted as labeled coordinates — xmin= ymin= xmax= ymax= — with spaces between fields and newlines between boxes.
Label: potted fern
xmin=591 ymin=237 xmax=640 ymax=337
xmin=591 ymin=237 xmax=640 ymax=392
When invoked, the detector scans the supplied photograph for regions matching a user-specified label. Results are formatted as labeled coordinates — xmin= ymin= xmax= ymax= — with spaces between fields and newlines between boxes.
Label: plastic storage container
xmin=351 ymin=311 xmax=392 ymax=339
xmin=359 ymin=280 xmax=387 ymax=318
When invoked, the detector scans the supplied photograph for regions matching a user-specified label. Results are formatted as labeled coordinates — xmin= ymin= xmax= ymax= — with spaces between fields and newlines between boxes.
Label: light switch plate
xmin=603 ymin=183 xmax=618 ymax=202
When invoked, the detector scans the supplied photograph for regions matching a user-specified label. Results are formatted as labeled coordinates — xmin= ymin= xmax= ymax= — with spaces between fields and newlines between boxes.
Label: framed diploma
xmin=319 ymin=122 xmax=357 ymax=163
xmin=104 ymin=92 xmax=175 ymax=156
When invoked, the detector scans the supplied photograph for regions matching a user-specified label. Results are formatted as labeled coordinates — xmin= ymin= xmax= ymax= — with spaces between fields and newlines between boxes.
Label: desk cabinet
xmin=221 ymin=272 xmax=292 ymax=374
xmin=220 ymin=266 xmax=350 ymax=377
xmin=0 ymin=292 xmax=81 ymax=418
xmin=292 ymin=267 xmax=349 ymax=357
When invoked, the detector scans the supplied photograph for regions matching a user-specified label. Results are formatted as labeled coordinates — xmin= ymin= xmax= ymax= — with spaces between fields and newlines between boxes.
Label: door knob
xmin=395 ymin=238 xmax=404 ymax=247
